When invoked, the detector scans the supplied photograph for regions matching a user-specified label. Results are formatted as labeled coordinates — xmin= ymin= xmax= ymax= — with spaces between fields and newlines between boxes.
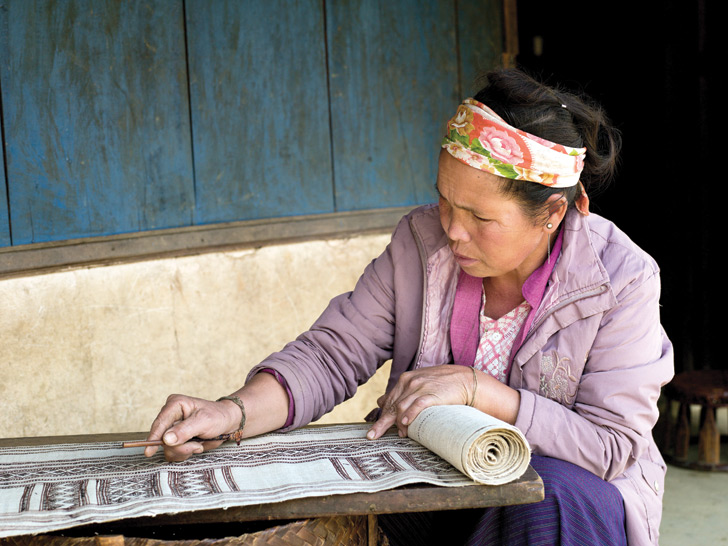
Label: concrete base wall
xmin=0 ymin=234 xmax=391 ymax=438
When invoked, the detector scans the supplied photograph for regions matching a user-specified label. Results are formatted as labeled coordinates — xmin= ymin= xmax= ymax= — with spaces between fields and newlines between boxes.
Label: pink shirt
xmin=474 ymin=297 xmax=531 ymax=382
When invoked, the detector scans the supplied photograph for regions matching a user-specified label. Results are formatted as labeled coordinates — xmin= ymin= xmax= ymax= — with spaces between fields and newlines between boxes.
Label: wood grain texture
xmin=1 ymin=0 xmax=195 ymax=245
xmin=0 ymin=8 xmax=12 ymax=247
xmin=0 ymin=129 xmax=8 ymax=247
xmin=0 ymin=207 xmax=409 ymax=279
xmin=326 ymin=0 xmax=459 ymax=212
xmin=457 ymin=0 xmax=505 ymax=96
xmin=0 ymin=0 xmax=507 ymax=253
xmin=185 ymin=0 xmax=334 ymax=225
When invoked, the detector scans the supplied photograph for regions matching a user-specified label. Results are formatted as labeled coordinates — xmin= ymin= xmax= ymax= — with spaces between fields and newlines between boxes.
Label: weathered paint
xmin=326 ymin=0 xmax=458 ymax=212
xmin=0 ymin=7 xmax=12 ymax=247
xmin=1 ymin=1 xmax=195 ymax=245
xmin=0 ymin=136 xmax=8 ymax=246
xmin=0 ymin=0 xmax=504 ymax=248
xmin=458 ymin=0 xmax=504 ymax=96
xmin=186 ymin=0 xmax=334 ymax=225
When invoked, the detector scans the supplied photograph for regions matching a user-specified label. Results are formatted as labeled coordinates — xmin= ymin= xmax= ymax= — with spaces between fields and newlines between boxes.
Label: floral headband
xmin=442 ymin=99 xmax=586 ymax=189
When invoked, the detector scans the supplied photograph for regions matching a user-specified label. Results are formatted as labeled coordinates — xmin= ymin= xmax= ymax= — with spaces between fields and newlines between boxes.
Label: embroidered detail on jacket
xmin=539 ymin=351 xmax=578 ymax=405
xmin=415 ymin=246 xmax=458 ymax=369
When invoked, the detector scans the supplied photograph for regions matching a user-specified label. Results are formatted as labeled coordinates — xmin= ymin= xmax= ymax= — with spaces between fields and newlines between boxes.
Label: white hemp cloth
xmin=0 ymin=424 xmax=471 ymax=537
xmin=0 ymin=408 xmax=530 ymax=538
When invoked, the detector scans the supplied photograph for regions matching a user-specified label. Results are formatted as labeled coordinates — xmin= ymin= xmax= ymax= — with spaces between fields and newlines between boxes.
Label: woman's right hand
xmin=144 ymin=373 xmax=291 ymax=462
xmin=144 ymin=394 xmax=243 ymax=461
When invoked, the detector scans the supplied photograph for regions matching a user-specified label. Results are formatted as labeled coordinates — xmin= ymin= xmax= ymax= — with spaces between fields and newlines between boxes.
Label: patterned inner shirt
xmin=473 ymin=288 xmax=531 ymax=383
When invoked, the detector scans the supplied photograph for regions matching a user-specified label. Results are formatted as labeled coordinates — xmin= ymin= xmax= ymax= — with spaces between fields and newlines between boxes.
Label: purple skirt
xmin=379 ymin=455 xmax=627 ymax=546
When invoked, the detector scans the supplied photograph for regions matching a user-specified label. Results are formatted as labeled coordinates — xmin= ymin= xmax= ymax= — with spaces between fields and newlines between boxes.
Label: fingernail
xmin=401 ymin=416 xmax=409 ymax=425
xmin=163 ymin=432 xmax=177 ymax=445
xmin=367 ymin=430 xmax=376 ymax=440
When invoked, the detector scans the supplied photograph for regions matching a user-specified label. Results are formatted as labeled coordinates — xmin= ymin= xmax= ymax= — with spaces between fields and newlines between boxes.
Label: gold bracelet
xmin=468 ymin=367 xmax=478 ymax=407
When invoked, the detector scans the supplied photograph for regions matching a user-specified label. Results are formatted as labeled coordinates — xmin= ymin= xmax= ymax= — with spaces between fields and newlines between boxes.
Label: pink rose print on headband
xmin=478 ymin=126 xmax=525 ymax=166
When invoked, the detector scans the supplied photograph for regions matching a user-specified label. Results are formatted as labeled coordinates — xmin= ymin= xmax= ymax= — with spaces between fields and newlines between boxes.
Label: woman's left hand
xmin=366 ymin=365 xmax=471 ymax=440
xmin=366 ymin=365 xmax=521 ymax=440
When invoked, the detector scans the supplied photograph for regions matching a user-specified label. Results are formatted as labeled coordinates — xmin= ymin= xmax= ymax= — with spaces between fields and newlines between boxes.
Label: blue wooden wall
xmin=0 ymin=0 xmax=504 ymax=247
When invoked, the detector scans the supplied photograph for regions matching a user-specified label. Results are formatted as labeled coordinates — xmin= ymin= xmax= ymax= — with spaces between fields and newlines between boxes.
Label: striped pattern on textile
xmin=379 ymin=455 xmax=627 ymax=546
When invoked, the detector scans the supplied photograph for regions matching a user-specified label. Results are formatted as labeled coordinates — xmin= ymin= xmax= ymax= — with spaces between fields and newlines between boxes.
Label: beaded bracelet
xmin=217 ymin=395 xmax=246 ymax=444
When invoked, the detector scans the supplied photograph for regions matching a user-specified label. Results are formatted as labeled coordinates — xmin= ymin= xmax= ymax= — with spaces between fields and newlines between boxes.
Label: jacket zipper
xmin=517 ymin=283 xmax=610 ymax=359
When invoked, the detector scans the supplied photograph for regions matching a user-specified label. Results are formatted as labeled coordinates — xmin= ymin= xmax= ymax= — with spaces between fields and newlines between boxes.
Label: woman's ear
xmin=544 ymin=194 xmax=568 ymax=230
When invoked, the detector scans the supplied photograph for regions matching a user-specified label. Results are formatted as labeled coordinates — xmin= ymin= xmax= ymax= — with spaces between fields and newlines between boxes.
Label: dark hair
xmin=472 ymin=68 xmax=621 ymax=221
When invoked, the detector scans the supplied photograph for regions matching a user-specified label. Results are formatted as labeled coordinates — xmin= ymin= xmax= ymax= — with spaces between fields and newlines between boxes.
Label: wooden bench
xmin=662 ymin=369 xmax=728 ymax=471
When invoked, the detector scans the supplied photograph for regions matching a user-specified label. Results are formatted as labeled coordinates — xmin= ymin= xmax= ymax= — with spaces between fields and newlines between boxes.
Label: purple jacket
xmin=250 ymin=205 xmax=674 ymax=545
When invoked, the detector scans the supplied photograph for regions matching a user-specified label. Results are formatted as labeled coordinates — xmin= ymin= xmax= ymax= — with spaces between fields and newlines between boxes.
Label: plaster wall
xmin=0 ymin=233 xmax=392 ymax=438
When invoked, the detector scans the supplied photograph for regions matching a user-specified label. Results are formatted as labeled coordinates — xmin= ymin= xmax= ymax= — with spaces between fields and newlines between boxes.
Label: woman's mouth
xmin=453 ymin=252 xmax=478 ymax=266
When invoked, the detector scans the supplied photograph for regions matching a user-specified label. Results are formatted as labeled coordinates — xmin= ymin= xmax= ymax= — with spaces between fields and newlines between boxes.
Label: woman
xmin=145 ymin=69 xmax=673 ymax=545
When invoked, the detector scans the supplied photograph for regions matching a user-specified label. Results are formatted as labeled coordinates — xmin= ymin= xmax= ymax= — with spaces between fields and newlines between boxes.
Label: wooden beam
xmin=503 ymin=0 xmax=519 ymax=68
xmin=0 ymin=206 xmax=413 ymax=279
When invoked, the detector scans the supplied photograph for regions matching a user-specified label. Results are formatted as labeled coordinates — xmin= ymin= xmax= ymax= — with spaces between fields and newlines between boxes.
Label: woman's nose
xmin=444 ymin=210 xmax=471 ymax=243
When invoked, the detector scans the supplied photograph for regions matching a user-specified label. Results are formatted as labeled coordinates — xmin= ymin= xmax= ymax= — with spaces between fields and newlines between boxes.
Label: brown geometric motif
xmin=96 ymin=471 xmax=163 ymax=505
xmin=19 ymin=484 xmax=34 ymax=512
xmin=40 ymin=479 xmax=89 ymax=511
xmin=168 ymin=468 xmax=221 ymax=498
xmin=327 ymin=449 xmax=455 ymax=482
xmin=0 ymin=454 xmax=161 ymax=488
xmin=395 ymin=450 xmax=456 ymax=475
xmin=344 ymin=452 xmax=406 ymax=481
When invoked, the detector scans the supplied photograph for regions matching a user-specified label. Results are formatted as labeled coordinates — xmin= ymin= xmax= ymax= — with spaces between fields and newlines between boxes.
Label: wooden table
xmin=0 ymin=432 xmax=544 ymax=545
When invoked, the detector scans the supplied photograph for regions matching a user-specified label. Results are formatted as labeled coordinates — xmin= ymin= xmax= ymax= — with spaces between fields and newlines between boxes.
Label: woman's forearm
xmin=228 ymin=372 xmax=290 ymax=438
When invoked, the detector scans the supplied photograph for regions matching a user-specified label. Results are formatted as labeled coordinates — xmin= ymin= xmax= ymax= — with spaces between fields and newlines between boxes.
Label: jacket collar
xmin=536 ymin=209 xmax=615 ymax=319
xmin=407 ymin=204 xmax=449 ymax=259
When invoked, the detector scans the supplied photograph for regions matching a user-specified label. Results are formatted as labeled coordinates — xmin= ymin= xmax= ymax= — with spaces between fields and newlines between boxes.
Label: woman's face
xmin=437 ymin=150 xmax=551 ymax=284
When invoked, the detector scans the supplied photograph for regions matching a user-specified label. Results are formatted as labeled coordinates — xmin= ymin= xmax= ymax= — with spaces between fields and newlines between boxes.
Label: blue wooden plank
xmin=0 ymin=9 xmax=12 ymax=247
xmin=0 ymin=144 xmax=9 ymax=247
xmin=186 ymin=0 xmax=334 ymax=225
xmin=1 ymin=0 xmax=195 ymax=245
xmin=457 ymin=0 xmax=505 ymax=96
xmin=326 ymin=0 xmax=459 ymax=212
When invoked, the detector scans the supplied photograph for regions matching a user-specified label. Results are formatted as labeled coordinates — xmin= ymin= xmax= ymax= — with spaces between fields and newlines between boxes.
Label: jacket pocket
xmin=634 ymin=458 xmax=666 ymax=543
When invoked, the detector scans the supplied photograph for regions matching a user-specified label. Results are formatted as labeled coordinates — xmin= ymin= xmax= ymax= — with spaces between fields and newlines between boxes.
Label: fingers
xmin=368 ymin=387 xmax=442 ymax=440
xmin=144 ymin=395 xmax=186 ymax=457
xmin=366 ymin=366 xmax=472 ymax=441
xmin=144 ymin=394 xmax=231 ymax=461
xmin=367 ymin=397 xmax=398 ymax=440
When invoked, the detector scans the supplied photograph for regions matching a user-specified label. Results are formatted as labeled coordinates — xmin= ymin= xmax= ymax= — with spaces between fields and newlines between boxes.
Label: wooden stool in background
xmin=663 ymin=370 xmax=728 ymax=471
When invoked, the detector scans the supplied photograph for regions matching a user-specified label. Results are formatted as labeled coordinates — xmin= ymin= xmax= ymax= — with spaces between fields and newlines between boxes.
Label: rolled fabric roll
xmin=408 ymin=405 xmax=531 ymax=485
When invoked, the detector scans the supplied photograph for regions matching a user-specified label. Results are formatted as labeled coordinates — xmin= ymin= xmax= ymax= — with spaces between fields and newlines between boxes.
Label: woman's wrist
xmin=470 ymin=368 xmax=521 ymax=425
xmin=217 ymin=396 xmax=246 ymax=436
xmin=233 ymin=373 xmax=290 ymax=437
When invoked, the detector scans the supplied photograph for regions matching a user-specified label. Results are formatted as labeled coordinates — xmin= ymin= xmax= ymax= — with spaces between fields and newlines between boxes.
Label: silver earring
xmin=546 ymin=222 xmax=553 ymax=229
xmin=547 ymin=231 xmax=552 ymax=263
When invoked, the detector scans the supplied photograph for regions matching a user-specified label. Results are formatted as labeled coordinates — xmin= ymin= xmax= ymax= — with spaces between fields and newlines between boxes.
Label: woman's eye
xmin=473 ymin=213 xmax=490 ymax=222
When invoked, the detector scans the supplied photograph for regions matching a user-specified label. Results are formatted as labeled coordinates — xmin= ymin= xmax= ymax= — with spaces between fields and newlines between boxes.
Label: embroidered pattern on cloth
xmin=474 ymin=296 xmax=531 ymax=383
xmin=539 ymin=351 xmax=579 ymax=405
xmin=0 ymin=424 xmax=474 ymax=538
